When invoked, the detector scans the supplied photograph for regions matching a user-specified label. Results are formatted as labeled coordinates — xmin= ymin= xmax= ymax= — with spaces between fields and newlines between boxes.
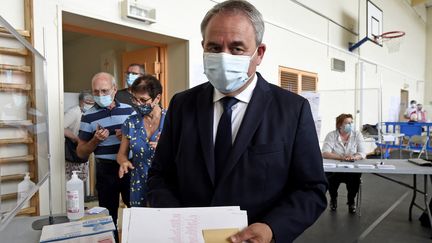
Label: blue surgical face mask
xmin=343 ymin=123 xmax=352 ymax=133
xmin=94 ymin=94 xmax=113 ymax=108
xmin=136 ymin=103 xmax=153 ymax=116
xmin=203 ymin=48 xmax=257 ymax=93
xmin=126 ymin=73 xmax=140 ymax=87
xmin=82 ymin=103 xmax=94 ymax=113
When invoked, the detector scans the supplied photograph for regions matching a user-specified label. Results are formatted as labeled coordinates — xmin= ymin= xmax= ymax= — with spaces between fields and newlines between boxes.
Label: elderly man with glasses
xmin=76 ymin=72 xmax=135 ymax=242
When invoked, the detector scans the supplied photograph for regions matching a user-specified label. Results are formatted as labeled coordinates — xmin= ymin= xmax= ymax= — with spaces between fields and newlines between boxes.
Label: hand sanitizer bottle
xmin=17 ymin=172 xmax=35 ymax=208
xmin=66 ymin=171 xmax=84 ymax=220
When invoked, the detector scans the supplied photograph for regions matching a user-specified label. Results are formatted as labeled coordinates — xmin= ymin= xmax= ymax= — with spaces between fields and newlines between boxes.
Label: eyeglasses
xmin=126 ymin=72 xmax=141 ymax=75
xmin=93 ymin=88 xmax=113 ymax=96
xmin=131 ymin=96 xmax=152 ymax=105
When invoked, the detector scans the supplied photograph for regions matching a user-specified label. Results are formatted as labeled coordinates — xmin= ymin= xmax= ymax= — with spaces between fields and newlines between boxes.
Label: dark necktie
xmin=214 ymin=96 xmax=239 ymax=183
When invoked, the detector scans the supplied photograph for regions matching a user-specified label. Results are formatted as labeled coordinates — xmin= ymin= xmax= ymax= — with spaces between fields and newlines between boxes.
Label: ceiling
xmin=63 ymin=31 xmax=87 ymax=44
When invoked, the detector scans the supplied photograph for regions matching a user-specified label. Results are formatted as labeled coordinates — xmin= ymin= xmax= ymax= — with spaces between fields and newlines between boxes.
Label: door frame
xmin=399 ymin=89 xmax=409 ymax=121
xmin=62 ymin=23 xmax=168 ymax=107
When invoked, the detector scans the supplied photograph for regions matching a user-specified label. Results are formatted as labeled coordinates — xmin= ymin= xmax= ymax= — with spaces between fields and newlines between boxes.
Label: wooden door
xmin=122 ymin=47 xmax=160 ymax=85
xmin=399 ymin=90 xmax=408 ymax=121
xmin=122 ymin=47 xmax=168 ymax=107
xmin=122 ymin=47 xmax=167 ymax=107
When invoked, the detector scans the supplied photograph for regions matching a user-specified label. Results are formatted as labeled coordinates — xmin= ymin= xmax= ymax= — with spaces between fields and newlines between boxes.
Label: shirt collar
xmin=213 ymin=73 xmax=258 ymax=104
xmin=337 ymin=130 xmax=354 ymax=141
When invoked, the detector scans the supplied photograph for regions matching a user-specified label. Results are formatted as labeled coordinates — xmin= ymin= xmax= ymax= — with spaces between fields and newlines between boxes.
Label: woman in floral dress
xmin=117 ymin=75 xmax=166 ymax=206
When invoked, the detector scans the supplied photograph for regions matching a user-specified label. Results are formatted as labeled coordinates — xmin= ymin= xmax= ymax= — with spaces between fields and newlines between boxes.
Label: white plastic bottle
xmin=17 ymin=172 xmax=35 ymax=208
xmin=66 ymin=171 xmax=84 ymax=220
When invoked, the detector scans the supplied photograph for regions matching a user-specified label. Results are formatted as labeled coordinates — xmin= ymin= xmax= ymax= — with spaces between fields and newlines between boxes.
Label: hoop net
xmin=374 ymin=31 xmax=405 ymax=53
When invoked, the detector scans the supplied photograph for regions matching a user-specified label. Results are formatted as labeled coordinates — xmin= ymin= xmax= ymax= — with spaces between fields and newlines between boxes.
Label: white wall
xmin=0 ymin=0 xmax=427 ymax=214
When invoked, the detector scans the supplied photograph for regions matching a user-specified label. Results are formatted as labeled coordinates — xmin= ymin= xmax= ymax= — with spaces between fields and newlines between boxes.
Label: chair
xmin=356 ymin=178 xmax=362 ymax=216
xmin=400 ymin=123 xmax=423 ymax=138
xmin=408 ymin=135 xmax=430 ymax=159
xmin=399 ymin=123 xmax=423 ymax=158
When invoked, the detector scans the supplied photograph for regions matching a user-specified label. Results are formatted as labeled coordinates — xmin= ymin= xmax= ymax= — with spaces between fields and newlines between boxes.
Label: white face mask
xmin=203 ymin=49 xmax=257 ymax=93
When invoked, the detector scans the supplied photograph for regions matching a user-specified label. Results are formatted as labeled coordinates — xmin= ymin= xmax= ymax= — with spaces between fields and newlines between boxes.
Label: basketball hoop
xmin=373 ymin=31 xmax=405 ymax=53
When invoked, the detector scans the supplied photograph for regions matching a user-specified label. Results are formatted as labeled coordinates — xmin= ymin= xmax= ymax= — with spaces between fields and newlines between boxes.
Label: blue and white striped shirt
xmin=79 ymin=100 xmax=136 ymax=161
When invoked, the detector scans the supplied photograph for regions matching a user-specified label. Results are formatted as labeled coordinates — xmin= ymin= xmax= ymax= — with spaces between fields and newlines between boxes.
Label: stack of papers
xmin=337 ymin=163 xmax=355 ymax=168
xmin=121 ymin=206 xmax=248 ymax=243
xmin=356 ymin=164 xmax=376 ymax=169
xmin=376 ymin=164 xmax=396 ymax=169
xmin=40 ymin=216 xmax=115 ymax=243
xmin=323 ymin=162 xmax=336 ymax=168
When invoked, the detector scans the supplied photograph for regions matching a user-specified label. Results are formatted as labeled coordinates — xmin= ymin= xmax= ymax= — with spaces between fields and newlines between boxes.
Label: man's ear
xmin=255 ymin=44 xmax=266 ymax=66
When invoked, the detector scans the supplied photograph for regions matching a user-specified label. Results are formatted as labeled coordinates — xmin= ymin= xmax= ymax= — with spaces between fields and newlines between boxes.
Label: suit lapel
xmin=218 ymin=74 xmax=273 ymax=185
xmin=196 ymin=83 xmax=216 ymax=186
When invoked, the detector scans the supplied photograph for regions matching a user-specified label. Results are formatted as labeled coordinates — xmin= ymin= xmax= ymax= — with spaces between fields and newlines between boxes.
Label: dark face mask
xmin=136 ymin=103 xmax=153 ymax=116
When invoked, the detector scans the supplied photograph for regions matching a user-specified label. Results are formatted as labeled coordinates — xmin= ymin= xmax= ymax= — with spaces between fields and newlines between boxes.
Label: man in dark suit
xmin=147 ymin=1 xmax=327 ymax=242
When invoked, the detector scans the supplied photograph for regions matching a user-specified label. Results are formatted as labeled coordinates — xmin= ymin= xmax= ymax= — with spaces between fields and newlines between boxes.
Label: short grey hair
xmin=200 ymin=0 xmax=265 ymax=46
xmin=78 ymin=90 xmax=93 ymax=102
xmin=91 ymin=72 xmax=117 ymax=88
xmin=128 ymin=63 xmax=145 ymax=75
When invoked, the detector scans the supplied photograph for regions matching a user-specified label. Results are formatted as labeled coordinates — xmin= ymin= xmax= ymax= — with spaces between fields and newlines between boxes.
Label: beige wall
xmin=63 ymin=33 xmax=144 ymax=92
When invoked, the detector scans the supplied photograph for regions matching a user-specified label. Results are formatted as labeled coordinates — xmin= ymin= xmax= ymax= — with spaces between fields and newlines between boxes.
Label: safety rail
xmin=376 ymin=122 xmax=432 ymax=153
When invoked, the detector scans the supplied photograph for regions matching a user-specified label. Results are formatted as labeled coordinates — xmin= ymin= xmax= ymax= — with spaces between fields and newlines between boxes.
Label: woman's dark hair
xmin=131 ymin=74 xmax=163 ymax=99
xmin=336 ymin=113 xmax=353 ymax=130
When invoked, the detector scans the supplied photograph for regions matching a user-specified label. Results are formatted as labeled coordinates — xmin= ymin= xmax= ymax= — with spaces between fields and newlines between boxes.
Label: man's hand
xmin=115 ymin=129 xmax=122 ymax=141
xmin=230 ymin=223 xmax=273 ymax=243
xmin=94 ymin=127 xmax=109 ymax=142
xmin=119 ymin=161 xmax=135 ymax=178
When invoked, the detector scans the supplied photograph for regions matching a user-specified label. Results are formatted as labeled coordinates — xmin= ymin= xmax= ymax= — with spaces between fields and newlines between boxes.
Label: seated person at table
xmin=322 ymin=113 xmax=366 ymax=213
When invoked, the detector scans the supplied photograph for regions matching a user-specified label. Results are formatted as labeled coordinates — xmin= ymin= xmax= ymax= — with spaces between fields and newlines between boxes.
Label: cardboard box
xmin=40 ymin=216 xmax=115 ymax=243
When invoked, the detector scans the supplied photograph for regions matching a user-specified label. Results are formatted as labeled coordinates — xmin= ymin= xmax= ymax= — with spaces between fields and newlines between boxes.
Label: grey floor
xmin=296 ymin=152 xmax=432 ymax=243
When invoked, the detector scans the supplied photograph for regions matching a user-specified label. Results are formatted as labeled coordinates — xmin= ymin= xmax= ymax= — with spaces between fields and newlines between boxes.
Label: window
xmin=279 ymin=66 xmax=318 ymax=93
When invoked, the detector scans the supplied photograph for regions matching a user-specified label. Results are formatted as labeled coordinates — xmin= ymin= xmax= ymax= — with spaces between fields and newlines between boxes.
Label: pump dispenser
xmin=17 ymin=172 xmax=35 ymax=208
xmin=66 ymin=171 xmax=84 ymax=220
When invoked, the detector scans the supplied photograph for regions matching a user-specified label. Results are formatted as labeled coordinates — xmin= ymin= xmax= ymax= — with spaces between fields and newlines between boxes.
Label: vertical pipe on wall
xmin=356 ymin=61 xmax=365 ymax=128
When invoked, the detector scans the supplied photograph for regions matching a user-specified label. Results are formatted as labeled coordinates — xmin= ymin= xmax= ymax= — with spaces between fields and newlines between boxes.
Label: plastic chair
xmin=408 ymin=135 xmax=430 ymax=159
xmin=399 ymin=123 xmax=423 ymax=157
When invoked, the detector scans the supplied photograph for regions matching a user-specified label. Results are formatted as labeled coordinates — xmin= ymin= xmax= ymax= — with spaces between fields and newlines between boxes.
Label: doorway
xmin=399 ymin=89 xmax=408 ymax=121
xmin=61 ymin=11 xmax=188 ymax=206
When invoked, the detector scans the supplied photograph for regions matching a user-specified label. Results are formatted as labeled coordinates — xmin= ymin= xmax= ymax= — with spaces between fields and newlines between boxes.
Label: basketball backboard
xmin=367 ymin=0 xmax=383 ymax=46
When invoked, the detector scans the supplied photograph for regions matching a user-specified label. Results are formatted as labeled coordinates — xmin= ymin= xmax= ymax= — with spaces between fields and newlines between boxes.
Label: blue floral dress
xmin=121 ymin=109 xmax=166 ymax=207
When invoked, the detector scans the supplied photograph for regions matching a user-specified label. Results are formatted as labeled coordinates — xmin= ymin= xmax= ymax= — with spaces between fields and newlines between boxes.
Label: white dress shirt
xmin=213 ymin=74 xmax=257 ymax=145
xmin=64 ymin=105 xmax=82 ymax=135
xmin=322 ymin=130 xmax=367 ymax=159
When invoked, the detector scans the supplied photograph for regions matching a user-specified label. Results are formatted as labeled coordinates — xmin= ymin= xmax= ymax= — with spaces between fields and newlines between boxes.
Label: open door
xmin=399 ymin=89 xmax=408 ymax=121
xmin=122 ymin=47 xmax=167 ymax=106
xmin=122 ymin=47 xmax=160 ymax=84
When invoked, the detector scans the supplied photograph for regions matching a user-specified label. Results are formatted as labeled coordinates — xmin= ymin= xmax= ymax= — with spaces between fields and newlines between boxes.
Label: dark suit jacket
xmin=148 ymin=72 xmax=328 ymax=242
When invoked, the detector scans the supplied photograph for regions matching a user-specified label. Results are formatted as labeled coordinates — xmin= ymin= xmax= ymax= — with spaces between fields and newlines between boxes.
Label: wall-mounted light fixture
xmin=121 ymin=0 xmax=156 ymax=24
